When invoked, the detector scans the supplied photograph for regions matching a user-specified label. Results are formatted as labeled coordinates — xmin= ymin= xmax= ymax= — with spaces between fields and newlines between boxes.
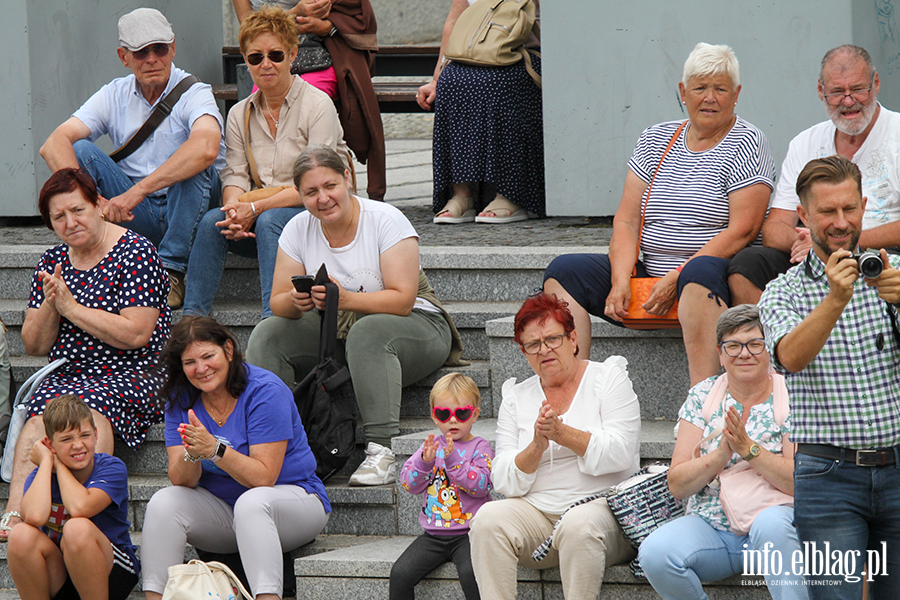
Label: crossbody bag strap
xmin=318 ymin=282 xmax=340 ymax=362
xmin=244 ymin=100 xmax=264 ymax=190
xmin=108 ymin=75 xmax=200 ymax=163
xmin=632 ymin=120 xmax=687 ymax=276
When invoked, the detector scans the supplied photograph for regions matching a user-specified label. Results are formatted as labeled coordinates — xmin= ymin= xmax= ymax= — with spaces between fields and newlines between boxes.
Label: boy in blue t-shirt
xmin=8 ymin=395 xmax=139 ymax=600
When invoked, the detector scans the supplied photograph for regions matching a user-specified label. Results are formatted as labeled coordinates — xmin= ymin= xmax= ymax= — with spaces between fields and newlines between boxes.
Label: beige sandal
xmin=434 ymin=195 xmax=476 ymax=224
xmin=475 ymin=195 xmax=530 ymax=224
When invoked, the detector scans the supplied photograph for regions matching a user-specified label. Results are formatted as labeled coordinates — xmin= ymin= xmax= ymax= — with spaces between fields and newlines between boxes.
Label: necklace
xmin=322 ymin=196 xmax=358 ymax=247
xmin=205 ymin=398 xmax=235 ymax=426
xmin=263 ymin=95 xmax=280 ymax=128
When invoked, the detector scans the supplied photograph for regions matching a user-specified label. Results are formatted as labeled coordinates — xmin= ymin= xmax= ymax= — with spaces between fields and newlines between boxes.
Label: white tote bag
xmin=162 ymin=560 xmax=253 ymax=600
xmin=1 ymin=357 xmax=66 ymax=482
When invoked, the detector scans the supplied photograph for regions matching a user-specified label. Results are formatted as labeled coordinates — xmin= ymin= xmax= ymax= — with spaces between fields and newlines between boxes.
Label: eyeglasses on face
xmin=132 ymin=43 xmax=170 ymax=61
xmin=823 ymin=75 xmax=875 ymax=106
xmin=520 ymin=334 xmax=566 ymax=355
xmin=246 ymin=50 xmax=286 ymax=66
xmin=433 ymin=405 xmax=475 ymax=423
xmin=720 ymin=338 xmax=766 ymax=357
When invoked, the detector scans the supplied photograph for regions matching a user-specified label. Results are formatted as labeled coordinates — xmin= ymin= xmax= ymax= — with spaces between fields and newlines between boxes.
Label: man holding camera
xmin=759 ymin=155 xmax=900 ymax=598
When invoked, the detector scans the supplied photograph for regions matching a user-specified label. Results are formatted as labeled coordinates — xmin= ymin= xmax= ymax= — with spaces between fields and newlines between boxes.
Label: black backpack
xmin=293 ymin=281 xmax=357 ymax=481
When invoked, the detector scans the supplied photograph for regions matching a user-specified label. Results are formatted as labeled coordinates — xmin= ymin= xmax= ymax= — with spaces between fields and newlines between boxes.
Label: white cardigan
xmin=492 ymin=357 xmax=641 ymax=515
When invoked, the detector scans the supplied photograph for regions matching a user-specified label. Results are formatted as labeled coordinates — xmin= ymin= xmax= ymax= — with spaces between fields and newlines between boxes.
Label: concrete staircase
xmin=0 ymin=141 xmax=769 ymax=598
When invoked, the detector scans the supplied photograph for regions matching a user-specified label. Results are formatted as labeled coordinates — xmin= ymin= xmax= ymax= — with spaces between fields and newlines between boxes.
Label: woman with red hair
xmin=469 ymin=293 xmax=641 ymax=599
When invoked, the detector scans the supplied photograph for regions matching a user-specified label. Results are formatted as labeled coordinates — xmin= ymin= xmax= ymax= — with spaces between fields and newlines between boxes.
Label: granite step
xmin=1 ymin=296 xmax=520 ymax=363
xmin=0 ymin=418 xmax=677 ymax=538
xmin=390 ymin=418 xmax=677 ymax=536
xmin=0 ymin=531 xmax=389 ymax=596
xmin=0 ymin=244 xmax=607 ymax=305
xmin=293 ymin=535 xmax=769 ymax=600
xmin=487 ymin=315 xmax=690 ymax=421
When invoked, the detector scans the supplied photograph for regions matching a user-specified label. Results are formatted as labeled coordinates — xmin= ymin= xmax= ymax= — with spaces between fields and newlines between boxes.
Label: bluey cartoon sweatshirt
xmin=400 ymin=436 xmax=494 ymax=534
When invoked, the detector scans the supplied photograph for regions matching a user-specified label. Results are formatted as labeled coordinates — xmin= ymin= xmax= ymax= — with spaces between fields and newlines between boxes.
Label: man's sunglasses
xmin=433 ymin=405 xmax=475 ymax=423
xmin=132 ymin=43 xmax=170 ymax=60
xmin=246 ymin=51 xmax=286 ymax=66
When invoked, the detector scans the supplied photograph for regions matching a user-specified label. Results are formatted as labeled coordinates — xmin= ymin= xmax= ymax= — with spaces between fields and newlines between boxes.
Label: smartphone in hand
xmin=291 ymin=275 xmax=315 ymax=295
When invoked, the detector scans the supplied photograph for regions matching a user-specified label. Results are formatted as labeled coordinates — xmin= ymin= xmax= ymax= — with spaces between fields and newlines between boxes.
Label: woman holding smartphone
xmin=247 ymin=145 xmax=463 ymax=487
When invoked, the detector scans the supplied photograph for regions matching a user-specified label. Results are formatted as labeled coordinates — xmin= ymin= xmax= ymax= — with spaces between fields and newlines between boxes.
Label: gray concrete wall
xmin=2 ymin=0 xmax=223 ymax=218
xmin=543 ymin=0 xmax=900 ymax=216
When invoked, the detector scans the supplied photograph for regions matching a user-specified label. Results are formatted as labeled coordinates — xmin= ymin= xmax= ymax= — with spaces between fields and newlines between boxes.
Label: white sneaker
xmin=348 ymin=442 xmax=397 ymax=486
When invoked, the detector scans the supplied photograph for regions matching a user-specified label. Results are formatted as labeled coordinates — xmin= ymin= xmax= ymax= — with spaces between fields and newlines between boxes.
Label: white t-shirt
xmin=279 ymin=197 xmax=435 ymax=307
xmin=770 ymin=104 xmax=900 ymax=231
xmin=492 ymin=358 xmax=641 ymax=515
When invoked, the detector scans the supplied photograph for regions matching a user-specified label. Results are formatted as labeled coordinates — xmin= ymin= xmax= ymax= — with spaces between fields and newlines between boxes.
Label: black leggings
xmin=389 ymin=532 xmax=480 ymax=600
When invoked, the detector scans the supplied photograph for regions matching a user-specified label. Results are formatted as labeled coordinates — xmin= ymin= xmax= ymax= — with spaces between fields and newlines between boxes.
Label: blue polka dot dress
xmin=432 ymin=54 xmax=545 ymax=217
xmin=27 ymin=230 xmax=170 ymax=448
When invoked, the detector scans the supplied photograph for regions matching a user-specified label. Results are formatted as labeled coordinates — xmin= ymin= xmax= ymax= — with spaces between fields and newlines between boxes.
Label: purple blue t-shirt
xmin=24 ymin=452 xmax=137 ymax=566
xmin=164 ymin=364 xmax=331 ymax=512
xmin=400 ymin=436 xmax=493 ymax=535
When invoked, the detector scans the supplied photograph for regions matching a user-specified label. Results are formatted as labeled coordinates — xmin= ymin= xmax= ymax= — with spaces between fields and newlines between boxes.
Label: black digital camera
xmin=841 ymin=250 xmax=884 ymax=279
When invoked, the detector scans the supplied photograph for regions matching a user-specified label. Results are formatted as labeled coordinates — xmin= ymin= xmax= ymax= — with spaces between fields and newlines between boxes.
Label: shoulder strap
xmin=520 ymin=48 xmax=541 ymax=88
xmin=244 ymin=100 xmax=263 ymax=190
xmin=632 ymin=120 xmax=687 ymax=276
xmin=693 ymin=374 xmax=729 ymax=459
xmin=318 ymin=282 xmax=340 ymax=362
xmin=771 ymin=370 xmax=789 ymax=428
xmin=108 ymin=75 xmax=200 ymax=163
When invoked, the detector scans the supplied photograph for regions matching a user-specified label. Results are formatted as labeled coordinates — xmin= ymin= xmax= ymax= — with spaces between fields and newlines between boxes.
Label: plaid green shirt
xmin=759 ymin=251 xmax=900 ymax=448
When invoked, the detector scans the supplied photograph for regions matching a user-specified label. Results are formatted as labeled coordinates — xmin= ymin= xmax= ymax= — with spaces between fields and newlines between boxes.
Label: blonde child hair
xmin=429 ymin=373 xmax=481 ymax=409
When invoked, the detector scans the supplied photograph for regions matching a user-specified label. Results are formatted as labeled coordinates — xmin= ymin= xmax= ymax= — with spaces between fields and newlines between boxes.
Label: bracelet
xmin=183 ymin=448 xmax=203 ymax=463
xmin=328 ymin=25 xmax=338 ymax=37
xmin=250 ymin=202 xmax=258 ymax=217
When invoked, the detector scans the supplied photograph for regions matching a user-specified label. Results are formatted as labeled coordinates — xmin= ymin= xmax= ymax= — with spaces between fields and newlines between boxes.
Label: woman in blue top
xmin=141 ymin=316 xmax=330 ymax=600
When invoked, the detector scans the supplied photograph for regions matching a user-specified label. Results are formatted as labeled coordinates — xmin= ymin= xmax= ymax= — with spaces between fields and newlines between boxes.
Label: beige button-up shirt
xmin=220 ymin=75 xmax=351 ymax=192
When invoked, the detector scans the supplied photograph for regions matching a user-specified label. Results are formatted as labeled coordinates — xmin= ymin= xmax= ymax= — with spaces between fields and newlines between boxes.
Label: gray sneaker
xmin=348 ymin=442 xmax=397 ymax=486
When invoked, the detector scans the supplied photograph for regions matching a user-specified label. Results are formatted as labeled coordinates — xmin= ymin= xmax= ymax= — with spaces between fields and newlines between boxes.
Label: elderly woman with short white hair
xmin=544 ymin=43 xmax=775 ymax=387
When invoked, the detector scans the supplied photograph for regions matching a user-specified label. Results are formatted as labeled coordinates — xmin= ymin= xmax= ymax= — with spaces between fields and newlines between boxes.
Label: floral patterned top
xmin=677 ymin=375 xmax=792 ymax=532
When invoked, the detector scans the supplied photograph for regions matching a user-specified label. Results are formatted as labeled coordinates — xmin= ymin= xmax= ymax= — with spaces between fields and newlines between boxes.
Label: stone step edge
xmin=0 ymin=299 xmax=525 ymax=328
xmin=0 ymin=245 xmax=611 ymax=271
xmin=293 ymin=534 xmax=762 ymax=586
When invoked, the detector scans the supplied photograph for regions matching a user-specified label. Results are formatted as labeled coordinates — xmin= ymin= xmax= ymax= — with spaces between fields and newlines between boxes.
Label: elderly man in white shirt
xmin=40 ymin=8 xmax=225 ymax=309
xmin=727 ymin=44 xmax=900 ymax=304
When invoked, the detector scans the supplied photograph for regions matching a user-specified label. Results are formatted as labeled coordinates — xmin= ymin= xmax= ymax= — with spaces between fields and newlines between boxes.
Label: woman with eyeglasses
xmin=638 ymin=305 xmax=807 ymax=600
xmin=182 ymin=6 xmax=352 ymax=320
xmin=468 ymin=292 xmax=640 ymax=599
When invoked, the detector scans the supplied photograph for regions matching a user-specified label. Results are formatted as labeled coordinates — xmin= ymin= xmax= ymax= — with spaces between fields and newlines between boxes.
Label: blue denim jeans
xmin=793 ymin=450 xmax=900 ymax=599
xmin=182 ymin=206 xmax=302 ymax=319
xmin=639 ymin=509 xmax=808 ymax=600
xmin=74 ymin=139 xmax=219 ymax=273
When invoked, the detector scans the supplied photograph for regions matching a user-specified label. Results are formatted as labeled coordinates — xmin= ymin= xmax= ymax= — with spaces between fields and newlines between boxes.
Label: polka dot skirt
xmin=27 ymin=230 xmax=171 ymax=448
xmin=432 ymin=55 xmax=546 ymax=217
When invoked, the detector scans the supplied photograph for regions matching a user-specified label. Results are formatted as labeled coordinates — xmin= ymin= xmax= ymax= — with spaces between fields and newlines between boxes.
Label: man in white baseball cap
xmin=40 ymin=7 xmax=225 ymax=309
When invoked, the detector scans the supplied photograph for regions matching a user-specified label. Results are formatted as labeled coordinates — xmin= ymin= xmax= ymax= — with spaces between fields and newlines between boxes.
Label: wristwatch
xmin=209 ymin=441 xmax=227 ymax=463
xmin=743 ymin=443 xmax=761 ymax=461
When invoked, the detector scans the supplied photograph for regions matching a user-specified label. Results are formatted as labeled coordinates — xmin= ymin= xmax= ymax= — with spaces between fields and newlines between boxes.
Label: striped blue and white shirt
xmin=627 ymin=117 xmax=775 ymax=276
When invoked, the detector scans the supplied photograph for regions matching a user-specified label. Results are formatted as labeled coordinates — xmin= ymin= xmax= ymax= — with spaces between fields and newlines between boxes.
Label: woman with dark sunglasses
xmin=232 ymin=0 xmax=387 ymax=201
xmin=182 ymin=6 xmax=352 ymax=320
xmin=468 ymin=292 xmax=641 ymax=599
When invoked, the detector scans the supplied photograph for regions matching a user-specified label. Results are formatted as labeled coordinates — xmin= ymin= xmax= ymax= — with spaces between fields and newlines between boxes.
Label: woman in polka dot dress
xmin=417 ymin=0 xmax=545 ymax=225
xmin=0 ymin=168 xmax=170 ymax=539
